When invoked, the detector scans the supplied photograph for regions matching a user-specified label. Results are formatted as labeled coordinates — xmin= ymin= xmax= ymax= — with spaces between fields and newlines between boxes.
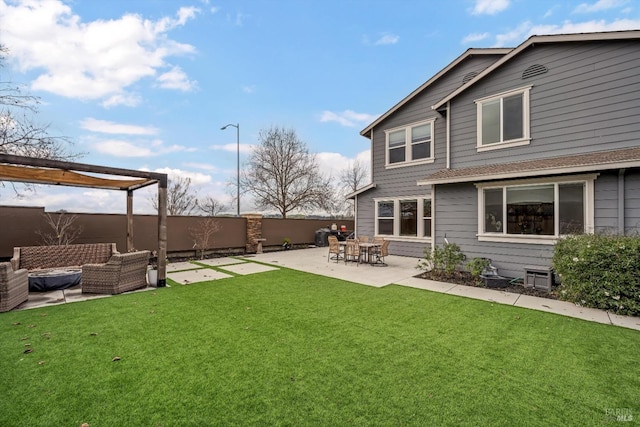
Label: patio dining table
xmin=359 ymin=242 xmax=383 ymax=264
xmin=339 ymin=241 xmax=382 ymax=265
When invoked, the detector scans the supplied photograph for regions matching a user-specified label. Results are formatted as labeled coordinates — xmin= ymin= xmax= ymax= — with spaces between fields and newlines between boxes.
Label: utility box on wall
xmin=524 ymin=266 xmax=553 ymax=292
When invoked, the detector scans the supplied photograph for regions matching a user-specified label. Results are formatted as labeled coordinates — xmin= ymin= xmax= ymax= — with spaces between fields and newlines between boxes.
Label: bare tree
xmin=196 ymin=195 xmax=226 ymax=216
xmin=189 ymin=218 xmax=220 ymax=259
xmin=241 ymin=126 xmax=334 ymax=218
xmin=0 ymin=45 xmax=80 ymax=161
xmin=337 ymin=159 xmax=369 ymax=217
xmin=150 ymin=176 xmax=198 ymax=215
xmin=36 ymin=211 xmax=83 ymax=245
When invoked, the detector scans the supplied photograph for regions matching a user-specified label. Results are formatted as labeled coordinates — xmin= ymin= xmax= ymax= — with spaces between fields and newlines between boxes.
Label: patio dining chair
xmin=344 ymin=239 xmax=362 ymax=266
xmin=357 ymin=235 xmax=369 ymax=243
xmin=327 ymin=235 xmax=343 ymax=262
xmin=371 ymin=239 xmax=390 ymax=265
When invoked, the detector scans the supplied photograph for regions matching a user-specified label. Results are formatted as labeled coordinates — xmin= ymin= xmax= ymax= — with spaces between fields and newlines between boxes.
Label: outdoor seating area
xmin=328 ymin=235 xmax=389 ymax=266
xmin=1 ymin=243 xmax=153 ymax=306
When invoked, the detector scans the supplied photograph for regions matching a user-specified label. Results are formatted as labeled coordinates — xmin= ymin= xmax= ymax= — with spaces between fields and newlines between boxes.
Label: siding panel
xmin=449 ymin=41 xmax=640 ymax=168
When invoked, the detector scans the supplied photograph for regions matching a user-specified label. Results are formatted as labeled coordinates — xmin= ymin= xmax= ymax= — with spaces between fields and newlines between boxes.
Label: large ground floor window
xmin=374 ymin=196 xmax=432 ymax=240
xmin=476 ymin=174 xmax=596 ymax=244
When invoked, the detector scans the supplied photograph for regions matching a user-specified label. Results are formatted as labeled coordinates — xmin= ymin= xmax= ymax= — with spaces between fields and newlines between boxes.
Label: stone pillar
xmin=243 ymin=214 xmax=263 ymax=253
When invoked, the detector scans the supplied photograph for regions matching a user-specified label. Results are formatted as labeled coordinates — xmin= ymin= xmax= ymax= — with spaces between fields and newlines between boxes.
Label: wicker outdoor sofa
xmin=11 ymin=243 xmax=118 ymax=272
xmin=82 ymin=250 xmax=151 ymax=295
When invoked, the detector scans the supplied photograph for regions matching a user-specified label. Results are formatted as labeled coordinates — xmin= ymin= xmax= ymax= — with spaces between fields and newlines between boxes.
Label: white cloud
xmin=80 ymin=118 xmax=159 ymax=135
xmin=210 ymin=143 xmax=254 ymax=154
xmin=543 ymin=6 xmax=559 ymax=19
xmin=101 ymin=93 xmax=143 ymax=108
xmin=153 ymin=167 xmax=211 ymax=186
xmin=462 ymin=32 xmax=490 ymax=44
xmin=493 ymin=18 xmax=640 ymax=47
xmin=243 ymin=85 xmax=256 ymax=94
xmin=183 ymin=162 xmax=219 ymax=172
xmin=156 ymin=66 xmax=198 ymax=91
xmin=494 ymin=21 xmax=533 ymax=47
xmin=374 ymin=33 xmax=399 ymax=46
xmin=94 ymin=139 xmax=154 ymax=157
xmin=316 ymin=150 xmax=371 ymax=183
xmin=471 ymin=0 xmax=510 ymax=15
xmin=93 ymin=138 xmax=193 ymax=157
xmin=0 ymin=1 xmax=199 ymax=106
xmin=320 ymin=110 xmax=378 ymax=127
xmin=573 ymin=0 xmax=628 ymax=14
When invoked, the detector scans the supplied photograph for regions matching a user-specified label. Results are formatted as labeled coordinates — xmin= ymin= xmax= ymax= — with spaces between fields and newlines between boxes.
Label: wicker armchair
xmin=82 ymin=251 xmax=150 ymax=295
xmin=0 ymin=262 xmax=28 ymax=312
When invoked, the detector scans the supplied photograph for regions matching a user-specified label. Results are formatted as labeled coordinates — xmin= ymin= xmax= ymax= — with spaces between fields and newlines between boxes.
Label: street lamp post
xmin=221 ymin=123 xmax=240 ymax=216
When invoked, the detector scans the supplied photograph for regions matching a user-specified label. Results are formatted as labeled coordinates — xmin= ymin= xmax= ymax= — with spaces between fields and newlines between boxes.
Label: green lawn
xmin=1 ymin=267 xmax=638 ymax=426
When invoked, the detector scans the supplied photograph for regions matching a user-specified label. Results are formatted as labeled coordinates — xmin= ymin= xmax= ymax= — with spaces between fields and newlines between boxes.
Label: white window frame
xmin=384 ymin=119 xmax=436 ymax=169
xmin=475 ymin=85 xmax=532 ymax=152
xmin=373 ymin=196 xmax=433 ymax=242
xmin=475 ymin=174 xmax=597 ymax=245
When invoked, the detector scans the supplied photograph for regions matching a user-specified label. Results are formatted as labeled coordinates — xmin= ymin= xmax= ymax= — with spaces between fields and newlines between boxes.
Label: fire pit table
xmin=28 ymin=268 xmax=82 ymax=292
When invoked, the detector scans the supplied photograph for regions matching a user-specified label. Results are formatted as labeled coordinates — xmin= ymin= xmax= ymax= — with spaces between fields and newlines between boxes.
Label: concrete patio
xmin=11 ymin=247 xmax=640 ymax=331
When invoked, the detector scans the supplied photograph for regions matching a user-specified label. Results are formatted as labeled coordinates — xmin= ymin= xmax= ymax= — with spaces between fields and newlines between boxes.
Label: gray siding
xmin=449 ymin=40 xmax=640 ymax=168
xmin=371 ymin=54 xmax=502 ymax=196
xmin=625 ymin=170 xmax=640 ymax=233
xmin=594 ymin=171 xmax=619 ymax=232
xmin=356 ymin=54 xmax=503 ymax=256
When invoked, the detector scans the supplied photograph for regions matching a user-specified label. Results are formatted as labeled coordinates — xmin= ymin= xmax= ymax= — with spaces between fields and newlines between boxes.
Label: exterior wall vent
xmin=462 ymin=72 xmax=478 ymax=84
xmin=522 ymin=64 xmax=548 ymax=79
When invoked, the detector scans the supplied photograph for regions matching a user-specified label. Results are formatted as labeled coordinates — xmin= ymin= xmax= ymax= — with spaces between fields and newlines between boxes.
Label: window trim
xmin=373 ymin=196 xmax=433 ymax=242
xmin=475 ymin=85 xmax=532 ymax=152
xmin=475 ymin=174 xmax=597 ymax=245
xmin=384 ymin=119 xmax=436 ymax=169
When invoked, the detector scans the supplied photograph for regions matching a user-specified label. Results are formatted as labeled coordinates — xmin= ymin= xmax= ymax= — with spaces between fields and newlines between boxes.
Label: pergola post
xmin=126 ymin=189 xmax=134 ymax=252
xmin=157 ymin=176 xmax=168 ymax=287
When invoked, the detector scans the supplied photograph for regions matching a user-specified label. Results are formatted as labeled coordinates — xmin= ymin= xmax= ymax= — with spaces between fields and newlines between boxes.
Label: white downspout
xmin=446 ymin=101 xmax=451 ymax=169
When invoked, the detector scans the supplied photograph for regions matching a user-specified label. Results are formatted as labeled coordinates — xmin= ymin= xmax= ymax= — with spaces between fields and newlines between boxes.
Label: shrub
xmin=552 ymin=233 xmax=640 ymax=316
xmin=467 ymin=257 xmax=491 ymax=278
xmin=417 ymin=243 xmax=465 ymax=275
xmin=467 ymin=257 xmax=491 ymax=285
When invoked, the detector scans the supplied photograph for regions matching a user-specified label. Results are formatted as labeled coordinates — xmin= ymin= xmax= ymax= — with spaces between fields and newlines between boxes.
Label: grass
xmin=1 ymin=266 xmax=638 ymax=426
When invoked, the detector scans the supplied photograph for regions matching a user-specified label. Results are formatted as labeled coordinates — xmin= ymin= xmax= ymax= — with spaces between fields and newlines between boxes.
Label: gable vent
xmin=522 ymin=64 xmax=548 ymax=79
xmin=462 ymin=71 xmax=478 ymax=84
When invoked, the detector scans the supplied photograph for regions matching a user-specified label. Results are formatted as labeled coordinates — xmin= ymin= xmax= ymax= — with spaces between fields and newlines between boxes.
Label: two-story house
xmin=350 ymin=30 xmax=640 ymax=278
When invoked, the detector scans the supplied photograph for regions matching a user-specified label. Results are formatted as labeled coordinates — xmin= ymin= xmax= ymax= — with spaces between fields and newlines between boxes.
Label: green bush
xmin=467 ymin=257 xmax=491 ymax=279
xmin=552 ymin=233 xmax=640 ymax=316
xmin=417 ymin=243 xmax=465 ymax=275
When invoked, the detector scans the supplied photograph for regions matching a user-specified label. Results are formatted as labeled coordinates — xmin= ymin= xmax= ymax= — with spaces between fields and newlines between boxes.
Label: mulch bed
xmin=415 ymin=270 xmax=558 ymax=300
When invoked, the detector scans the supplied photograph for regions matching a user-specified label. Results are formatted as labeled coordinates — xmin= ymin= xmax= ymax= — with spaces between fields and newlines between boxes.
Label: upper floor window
xmin=385 ymin=120 xmax=435 ymax=168
xmin=476 ymin=86 xmax=531 ymax=151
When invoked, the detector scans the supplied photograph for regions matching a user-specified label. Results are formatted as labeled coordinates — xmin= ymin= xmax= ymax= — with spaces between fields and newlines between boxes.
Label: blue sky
xmin=1 ymin=0 xmax=639 ymax=214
